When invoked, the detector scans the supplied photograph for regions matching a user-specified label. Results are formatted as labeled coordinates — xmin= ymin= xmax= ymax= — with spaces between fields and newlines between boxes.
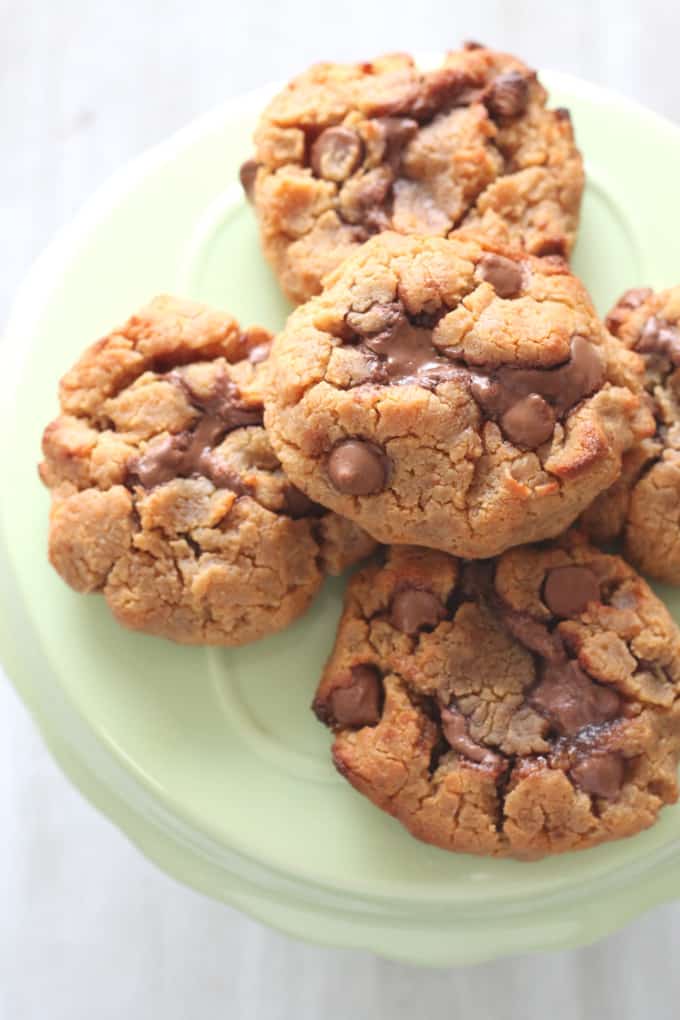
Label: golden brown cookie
xmin=242 ymin=45 xmax=584 ymax=302
xmin=264 ymin=232 xmax=652 ymax=559
xmin=39 ymin=296 xmax=375 ymax=645
xmin=313 ymin=536 xmax=680 ymax=858
xmin=582 ymin=285 xmax=680 ymax=584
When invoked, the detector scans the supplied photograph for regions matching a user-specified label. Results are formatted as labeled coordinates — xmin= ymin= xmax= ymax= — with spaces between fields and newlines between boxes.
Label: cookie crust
xmin=264 ymin=232 xmax=651 ymax=559
xmin=244 ymin=46 xmax=584 ymax=303
xmin=314 ymin=536 xmax=680 ymax=858
xmin=582 ymin=285 xmax=680 ymax=584
xmin=40 ymin=297 xmax=375 ymax=645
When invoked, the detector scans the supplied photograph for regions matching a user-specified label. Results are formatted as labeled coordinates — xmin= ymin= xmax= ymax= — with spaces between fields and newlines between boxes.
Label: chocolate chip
xmin=570 ymin=752 xmax=625 ymax=799
xmin=635 ymin=316 xmax=680 ymax=366
xmin=200 ymin=456 xmax=249 ymax=495
xmin=327 ymin=439 xmax=388 ymax=496
xmin=130 ymin=428 xmax=250 ymax=493
xmin=339 ymin=165 xmax=394 ymax=229
xmin=363 ymin=319 xmax=450 ymax=383
xmin=390 ymin=588 xmax=445 ymax=635
xmin=467 ymin=335 xmax=605 ymax=446
xmin=374 ymin=117 xmax=419 ymax=168
xmin=343 ymin=311 xmax=605 ymax=436
xmin=605 ymin=288 xmax=653 ymax=335
xmin=500 ymin=393 xmax=555 ymax=448
xmin=531 ymin=661 xmax=620 ymax=736
xmin=311 ymin=126 xmax=364 ymax=182
xmin=475 ymin=253 xmax=524 ymax=298
xmin=543 ymin=565 xmax=600 ymax=618
xmin=348 ymin=302 xmax=462 ymax=388
xmin=441 ymin=707 xmax=498 ymax=764
xmin=173 ymin=370 xmax=263 ymax=433
xmin=329 ymin=665 xmax=382 ymax=727
xmin=554 ymin=107 xmax=572 ymax=122
xmin=469 ymin=374 xmax=508 ymax=417
xmin=348 ymin=299 xmax=471 ymax=387
xmin=409 ymin=68 xmax=475 ymax=119
xmin=474 ymin=336 xmax=605 ymax=425
xmin=501 ymin=610 xmax=566 ymax=663
xmin=498 ymin=335 xmax=604 ymax=417
xmin=555 ymin=335 xmax=606 ymax=411
xmin=478 ymin=372 xmax=530 ymax=417
xmin=483 ymin=71 xmax=530 ymax=119
xmin=131 ymin=435 xmax=188 ymax=488
xmin=128 ymin=371 xmax=262 ymax=491
xmin=463 ymin=39 xmax=485 ymax=50
xmin=283 ymin=485 xmax=323 ymax=519
xmin=346 ymin=301 xmax=405 ymax=338
xmin=239 ymin=159 xmax=259 ymax=201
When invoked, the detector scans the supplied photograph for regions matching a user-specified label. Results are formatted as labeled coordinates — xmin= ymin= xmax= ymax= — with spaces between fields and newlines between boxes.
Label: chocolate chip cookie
xmin=582 ymin=285 xmax=680 ymax=584
xmin=242 ymin=44 xmax=584 ymax=302
xmin=39 ymin=297 xmax=375 ymax=645
xmin=264 ymin=231 xmax=652 ymax=559
xmin=313 ymin=536 xmax=680 ymax=858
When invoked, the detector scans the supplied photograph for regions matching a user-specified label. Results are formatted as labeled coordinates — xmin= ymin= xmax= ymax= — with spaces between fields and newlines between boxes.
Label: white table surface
xmin=3 ymin=1 xmax=680 ymax=1016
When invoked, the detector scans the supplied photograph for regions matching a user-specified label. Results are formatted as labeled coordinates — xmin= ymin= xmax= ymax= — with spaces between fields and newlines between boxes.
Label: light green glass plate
xmin=3 ymin=68 xmax=680 ymax=967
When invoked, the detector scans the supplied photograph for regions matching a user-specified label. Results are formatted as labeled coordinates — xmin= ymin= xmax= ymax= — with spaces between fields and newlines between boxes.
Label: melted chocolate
xmin=129 ymin=370 xmax=262 ymax=490
xmin=635 ymin=316 xmax=680 ymax=366
xmin=344 ymin=301 xmax=605 ymax=447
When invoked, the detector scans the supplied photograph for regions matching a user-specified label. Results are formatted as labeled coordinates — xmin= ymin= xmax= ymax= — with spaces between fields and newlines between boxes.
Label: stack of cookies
xmin=40 ymin=44 xmax=680 ymax=859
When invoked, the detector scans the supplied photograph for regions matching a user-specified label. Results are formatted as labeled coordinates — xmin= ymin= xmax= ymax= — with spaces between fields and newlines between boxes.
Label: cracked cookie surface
xmin=264 ymin=231 xmax=651 ymax=559
xmin=313 ymin=536 xmax=680 ymax=858
xmin=40 ymin=296 xmax=375 ymax=645
xmin=242 ymin=45 xmax=584 ymax=303
xmin=582 ymin=285 xmax=680 ymax=584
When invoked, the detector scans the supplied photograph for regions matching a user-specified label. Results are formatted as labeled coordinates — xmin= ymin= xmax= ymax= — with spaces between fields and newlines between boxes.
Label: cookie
xmin=39 ymin=296 xmax=375 ymax=645
xmin=241 ymin=44 xmax=584 ymax=303
xmin=582 ymin=285 xmax=680 ymax=584
xmin=313 ymin=536 xmax=680 ymax=858
xmin=263 ymin=231 xmax=652 ymax=559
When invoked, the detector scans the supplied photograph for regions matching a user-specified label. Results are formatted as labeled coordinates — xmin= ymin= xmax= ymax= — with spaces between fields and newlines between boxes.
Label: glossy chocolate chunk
xmin=500 ymin=393 xmax=555 ymax=448
xmin=605 ymin=287 xmax=653 ymax=335
xmin=311 ymin=126 xmax=364 ymax=182
xmin=468 ymin=335 xmax=604 ymax=447
xmin=346 ymin=301 xmax=404 ymax=338
xmin=130 ymin=372 xmax=262 ymax=490
xmin=635 ymin=316 xmax=680 ymax=366
xmin=570 ymin=752 xmax=625 ymax=799
xmin=531 ymin=661 xmax=620 ymax=736
xmin=500 ymin=609 xmax=566 ymax=663
xmin=330 ymin=665 xmax=382 ymax=727
xmin=375 ymin=116 xmax=419 ymax=167
xmin=543 ymin=565 xmax=600 ymax=617
xmin=363 ymin=319 xmax=449 ymax=383
xmin=494 ymin=335 xmax=605 ymax=417
xmin=475 ymin=253 xmax=523 ymax=298
xmin=327 ymin=439 xmax=389 ymax=496
xmin=441 ymin=707 xmax=499 ymax=764
xmin=483 ymin=71 xmax=529 ymax=119
xmin=132 ymin=434 xmax=189 ymax=488
xmin=390 ymin=587 xmax=445 ymax=635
